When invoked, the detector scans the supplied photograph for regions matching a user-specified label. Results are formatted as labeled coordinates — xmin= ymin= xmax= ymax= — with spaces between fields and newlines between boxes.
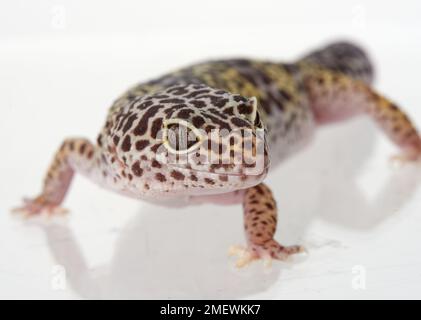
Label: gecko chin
xmin=140 ymin=161 xmax=270 ymax=200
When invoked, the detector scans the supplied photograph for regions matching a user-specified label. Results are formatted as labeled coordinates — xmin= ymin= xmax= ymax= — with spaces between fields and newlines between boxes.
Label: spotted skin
xmin=229 ymin=183 xmax=304 ymax=268
xmin=14 ymin=138 xmax=103 ymax=215
xmin=303 ymin=64 xmax=421 ymax=159
xmin=96 ymin=84 xmax=269 ymax=201
xmin=15 ymin=42 xmax=421 ymax=267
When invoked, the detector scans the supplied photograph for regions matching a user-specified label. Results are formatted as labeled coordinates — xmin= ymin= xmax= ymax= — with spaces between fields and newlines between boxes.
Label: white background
xmin=1 ymin=0 xmax=421 ymax=299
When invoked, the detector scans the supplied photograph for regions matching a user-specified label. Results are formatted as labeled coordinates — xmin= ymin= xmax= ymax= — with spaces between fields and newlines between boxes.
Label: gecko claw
xmin=228 ymin=245 xmax=257 ymax=268
xmin=228 ymin=245 xmax=245 ymax=257
xmin=229 ymin=241 xmax=306 ymax=269
xmin=390 ymin=149 xmax=421 ymax=167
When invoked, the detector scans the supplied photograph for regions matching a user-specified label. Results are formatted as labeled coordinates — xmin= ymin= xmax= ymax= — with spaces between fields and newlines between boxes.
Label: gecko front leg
xmin=14 ymin=138 xmax=101 ymax=216
xmin=229 ymin=183 xmax=304 ymax=268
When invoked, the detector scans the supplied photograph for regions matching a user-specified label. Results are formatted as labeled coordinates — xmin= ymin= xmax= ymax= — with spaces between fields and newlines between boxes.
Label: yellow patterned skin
xmin=14 ymin=42 xmax=421 ymax=267
xmin=113 ymin=59 xmax=314 ymax=165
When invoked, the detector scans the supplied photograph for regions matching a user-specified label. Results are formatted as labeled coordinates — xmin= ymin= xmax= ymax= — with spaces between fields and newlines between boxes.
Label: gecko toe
xmin=229 ymin=241 xmax=305 ymax=269
xmin=12 ymin=196 xmax=68 ymax=218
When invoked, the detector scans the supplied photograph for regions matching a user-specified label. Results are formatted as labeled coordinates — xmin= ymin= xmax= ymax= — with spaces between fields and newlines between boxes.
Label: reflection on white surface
xmin=6 ymin=118 xmax=418 ymax=299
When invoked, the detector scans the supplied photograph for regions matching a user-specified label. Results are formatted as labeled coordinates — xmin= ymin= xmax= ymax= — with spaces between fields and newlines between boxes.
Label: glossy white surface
xmin=1 ymin=0 xmax=421 ymax=299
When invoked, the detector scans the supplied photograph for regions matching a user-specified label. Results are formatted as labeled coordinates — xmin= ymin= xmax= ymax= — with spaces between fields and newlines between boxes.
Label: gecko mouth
xmin=165 ymin=140 xmax=270 ymax=177
xmin=159 ymin=122 xmax=269 ymax=176
xmin=167 ymin=152 xmax=270 ymax=177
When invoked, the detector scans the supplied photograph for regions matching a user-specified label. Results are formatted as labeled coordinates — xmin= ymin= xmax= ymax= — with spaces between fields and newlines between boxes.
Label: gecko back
xmin=299 ymin=41 xmax=374 ymax=84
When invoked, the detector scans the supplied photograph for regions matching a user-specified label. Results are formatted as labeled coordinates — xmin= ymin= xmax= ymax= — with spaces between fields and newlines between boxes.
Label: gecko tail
xmin=299 ymin=41 xmax=374 ymax=85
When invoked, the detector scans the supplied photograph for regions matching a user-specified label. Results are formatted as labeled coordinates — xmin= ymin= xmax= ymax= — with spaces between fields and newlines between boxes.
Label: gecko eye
xmin=163 ymin=119 xmax=203 ymax=154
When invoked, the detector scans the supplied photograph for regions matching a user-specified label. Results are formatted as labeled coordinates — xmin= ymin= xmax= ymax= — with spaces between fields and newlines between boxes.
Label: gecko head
xmin=109 ymin=84 xmax=269 ymax=198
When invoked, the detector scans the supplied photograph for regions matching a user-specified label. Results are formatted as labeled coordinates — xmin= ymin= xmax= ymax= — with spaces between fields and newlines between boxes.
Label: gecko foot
xmin=228 ymin=240 xmax=305 ymax=268
xmin=12 ymin=195 xmax=68 ymax=218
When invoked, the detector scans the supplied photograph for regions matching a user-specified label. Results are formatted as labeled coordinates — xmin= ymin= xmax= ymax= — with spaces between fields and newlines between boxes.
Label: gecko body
xmin=16 ymin=42 xmax=421 ymax=267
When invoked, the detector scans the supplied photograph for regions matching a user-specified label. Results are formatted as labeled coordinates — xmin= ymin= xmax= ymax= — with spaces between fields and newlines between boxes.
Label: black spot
xmin=233 ymin=95 xmax=247 ymax=102
xmin=231 ymin=117 xmax=249 ymax=127
xmin=137 ymin=100 xmax=154 ymax=110
xmin=164 ymin=104 xmax=188 ymax=117
xmin=113 ymin=135 xmax=120 ymax=146
xmin=167 ymin=86 xmax=188 ymax=95
xmin=224 ymin=107 xmax=234 ymax=116
xmin=121 ymin=135 xmax=132 ymax=152
xmin=283 ymin=63 xmax=299 ymax=75
xmin=150 ymin=143 xmax=162 ymax=153
xmin=204 ymin=178 xmax=215 ymax=185
xmin=214 ymin=98 xmax=228 ymax=108
xmin=155 ymin=173 xmax=166 ymax=182
xmin=151 ymin=159 xmax=162 ymax=168
xmin=79 ymin=143 xmax=87 ymax=154
xmin=389 ymin=104 xmax=399 ymax=111
xmin=192 ymin=116 xmax=205 ymax=128
xmin=219 ymin=175 xmax=228 ymax=182
xmin=131 ymin=161 xmax=143 ymax=177
xmin=171 ymin=170 xmax=185 ymax=180
xmin=207 ymin=115 xmax=230 ymax=130
xmin=279 ymin=89 xmax=291 ymax=101
xmin=160 ymin=98 xmax=185 ymax=104
xmin=190 ymin=100 xmax=206 ymax=108
xmin=254 ymin=185 xmax=264 ymax=195
xmin=238 ymin=103 xmax=253 ymax=115
xmin=122 ymin=114 xmax=138 ymax=134
xmin=265 ymin=202 xmax=274 ymax=210
xmin=185 ymin=89 xmax=210 ymax=98
xmin=135 ymin=140 xmax=149 ymax=151
xmin=177 ymin=109 xmax=194 ymax=119
xmin=133 ymin=105 xmax=161 ymax=136
xmin=152 ymin=94 xmax=169 ymax=99
xmin=208 ymin=108 xmax=228 ymax=119
xmin=87 ymin=150 xmax=94 ymax=159
xmin=150 ymin=117 xmax=163 ymax=139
